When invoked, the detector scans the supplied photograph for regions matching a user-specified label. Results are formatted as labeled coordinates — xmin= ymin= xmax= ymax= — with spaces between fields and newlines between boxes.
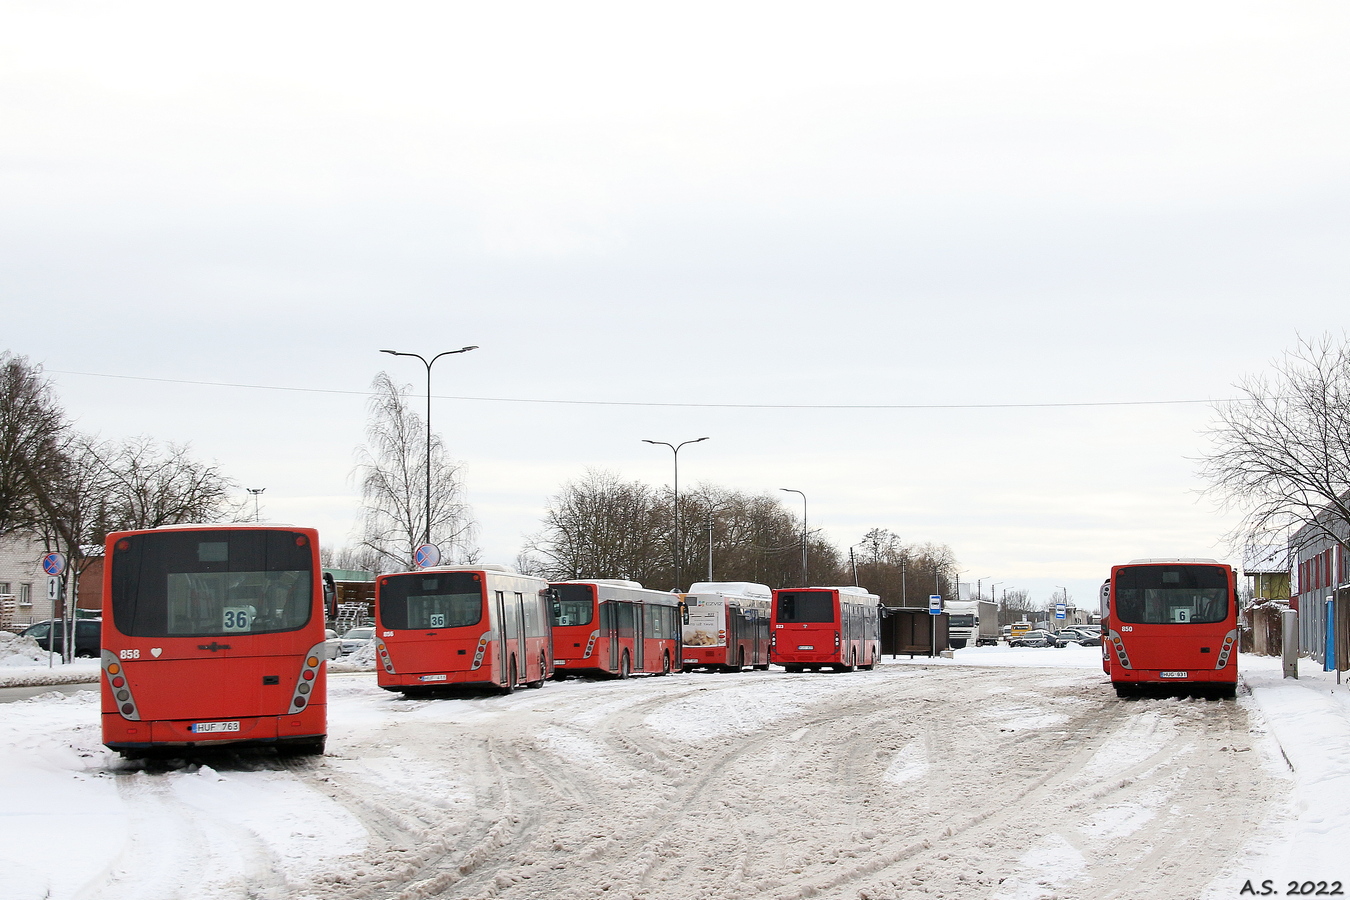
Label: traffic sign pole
xmin=929 ymin=594 xmax=942 ymax=657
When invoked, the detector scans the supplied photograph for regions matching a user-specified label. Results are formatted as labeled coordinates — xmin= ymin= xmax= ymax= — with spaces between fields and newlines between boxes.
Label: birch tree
xmin=356 ymin=372 xmax=476 ymax=572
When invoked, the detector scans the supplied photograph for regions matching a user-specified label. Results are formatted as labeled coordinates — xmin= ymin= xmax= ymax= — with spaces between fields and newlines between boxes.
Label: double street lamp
xmin=643 ymin=437 xmax=708 ymax=591
xmin=380 ymin=346 xmax=479 ymax=547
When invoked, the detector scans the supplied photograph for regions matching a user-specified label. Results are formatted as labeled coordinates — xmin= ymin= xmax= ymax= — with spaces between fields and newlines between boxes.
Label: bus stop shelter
xmin=881 ymin=607 xmax=949 ymax=657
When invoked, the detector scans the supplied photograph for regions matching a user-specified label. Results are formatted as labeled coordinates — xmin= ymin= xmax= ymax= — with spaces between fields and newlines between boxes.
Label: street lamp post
xmin=380 ymin=346 xmax=479 ymax=546
xmin=247 ymin=488 xmax=265 ymax=523
xmin=780 ymin=489 xmax=807 ymax=585
xmin=643 ymin=437 xmax=708 ymax=591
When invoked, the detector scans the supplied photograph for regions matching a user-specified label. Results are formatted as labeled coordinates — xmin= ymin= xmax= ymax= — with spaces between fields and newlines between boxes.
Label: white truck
xmin=945 ymin=599 xmax=999 ymax=649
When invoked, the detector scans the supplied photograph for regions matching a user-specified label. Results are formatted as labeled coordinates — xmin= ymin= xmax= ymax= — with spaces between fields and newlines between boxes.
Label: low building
xmin=1290 ymin=516 xmax=1349 ymax=667
xmin=0 ymin=531 xmax=50 ymax=628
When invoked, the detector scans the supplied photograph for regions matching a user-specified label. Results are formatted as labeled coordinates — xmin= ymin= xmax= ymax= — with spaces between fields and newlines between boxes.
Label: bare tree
xmin=1201 ymin=333 xmax=1350 ymax=557
xmin=846 ymin=528 xmax=956 ymax=606
xmin=356 ymin=372 xmax=476 ymax=572
xmin=520 ymin=469 xmax=666 ymax=582
xmin=524 ymin=475 xmax=847 ymax=590
xmin=999 ymin=588 xmax=1036 ymax=625
xmin=0 ymin=352 xmax=68 ymax=537
xmin=90 ymin=435 xmax=235 ymax=540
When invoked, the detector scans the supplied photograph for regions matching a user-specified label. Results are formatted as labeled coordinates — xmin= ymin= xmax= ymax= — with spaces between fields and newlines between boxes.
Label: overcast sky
xmin=4 ymin=2 xmax=1348 ymax=607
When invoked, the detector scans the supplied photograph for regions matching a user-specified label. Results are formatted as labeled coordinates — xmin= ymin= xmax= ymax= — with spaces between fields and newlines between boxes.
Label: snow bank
xmin=328 ymin=639 xmax=376 ymax=673
xmin=1227 ymin=655 xmax=1350 ymax=883
xmin=0 ymin=630 xmax=61 ymax=667
xmin=0 ymin=631 xmax=99 ymax=687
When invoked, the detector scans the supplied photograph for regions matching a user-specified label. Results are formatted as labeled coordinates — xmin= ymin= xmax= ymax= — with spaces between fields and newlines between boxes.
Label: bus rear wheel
xmin=527 ymin=654 xmax=547 ymax=688
xmin=502 ymin=658 xmax=518 ymax=695
xmin=655 ymin=651 xmax=671 ymax=676
xmin=784 ymin=665 xmax=802 ymax=673
xmin=618 ymin=651 xmax=631 ymax=679
xmin=1113 ymin=682 xmax=1137 ymax=699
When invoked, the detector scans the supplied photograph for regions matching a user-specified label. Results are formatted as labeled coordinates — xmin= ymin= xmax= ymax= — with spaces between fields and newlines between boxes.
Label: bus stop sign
xmin=1055 ymin=603 xmax=1066 ymax=620
xmin=928 ymin=594 xmax=942 ymax=615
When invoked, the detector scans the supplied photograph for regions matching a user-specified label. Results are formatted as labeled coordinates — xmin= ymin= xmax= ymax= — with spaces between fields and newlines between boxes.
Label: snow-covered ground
xmin=0 ymin=646 xmax=1345 ymax=899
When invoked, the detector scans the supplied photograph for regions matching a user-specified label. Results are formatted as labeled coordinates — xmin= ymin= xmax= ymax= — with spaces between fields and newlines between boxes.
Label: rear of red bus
xmin=375 ymin=568 xmax=552 ymax=693
xmin=1103 ymin=560 xmax=1238 ymax=698
xmin=771 ymin=589 xmax=852 ymax=672
xmin=550 ymin=582 xmax=606 ymax=676
xmin=101 ymin=526 xmax=327 ymax=757
xmin=550 ymin=581 xmax=682 ymax=677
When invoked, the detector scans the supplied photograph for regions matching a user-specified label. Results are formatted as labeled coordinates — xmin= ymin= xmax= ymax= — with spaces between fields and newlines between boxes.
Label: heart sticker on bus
xmin=150 ymin=648 xmax=162 ymax=658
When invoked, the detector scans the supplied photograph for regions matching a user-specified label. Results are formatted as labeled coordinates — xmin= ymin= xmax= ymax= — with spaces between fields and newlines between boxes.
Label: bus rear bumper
xmin=378 ymin=670 xmax=498 ymax=690
xmin=102 ymin=704 xmax=326 ymax=750
xmin=1112 ymin=670 xmax=1236 ymax=684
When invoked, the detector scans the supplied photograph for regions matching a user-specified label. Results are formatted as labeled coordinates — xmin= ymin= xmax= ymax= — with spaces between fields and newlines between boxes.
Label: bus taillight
xmin=102 ymin=649 xmax=141 ymax=720
xmin=288 ymin=643 xmax=326 ymax=713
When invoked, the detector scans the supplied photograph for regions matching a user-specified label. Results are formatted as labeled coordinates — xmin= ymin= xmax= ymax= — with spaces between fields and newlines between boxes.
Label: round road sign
xmin=414 ymin=543 xmax=441 ymax=568
xmin=41 ymin=552 xmax=66 ymax=576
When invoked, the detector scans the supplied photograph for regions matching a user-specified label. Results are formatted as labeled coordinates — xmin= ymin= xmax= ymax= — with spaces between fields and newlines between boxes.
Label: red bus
xmin=101 ymin=525 xmax=328 ymax=757
xmin=374 ymin=566 xmax=553 ymax=695
xmin=771 ymin=586 xmax=881 ymax=672
xmin=680 ymin=581 xmax=772 ymax=672
xmin=550 ymin=580 xmax=683 ymax=677
xmin=1101 ymin=558 xmax=1238 ymax=698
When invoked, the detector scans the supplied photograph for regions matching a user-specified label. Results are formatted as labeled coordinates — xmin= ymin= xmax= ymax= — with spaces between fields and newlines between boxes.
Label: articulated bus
xmin=374 ymin=566 xmax=553 ymax=695
xmin=101 ymin=525 xmax=329 ymax=757
xmin=1101 ymin=558 xmax=1238 ymax=698
xmin=550 ymin=580 xmax=683 ymax=677
xmin=680 ymin=581 xmax=772 ymax=672
xmin=771 ymin=586 xmax=881 ymax=673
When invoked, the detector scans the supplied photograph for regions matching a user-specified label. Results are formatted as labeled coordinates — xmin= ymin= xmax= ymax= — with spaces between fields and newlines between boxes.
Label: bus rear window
xmin=1113 ymin=565 xmax=1230 ymax=625
xmin=776 ymin=591 xmax=835 ymax=623
xmin=380 ymin=572 xmax=483 ymax=630
xmin=110 ymin=530 xmax=314 ymax=638
xmin=551 ymin=583 xmax=594 ymax=627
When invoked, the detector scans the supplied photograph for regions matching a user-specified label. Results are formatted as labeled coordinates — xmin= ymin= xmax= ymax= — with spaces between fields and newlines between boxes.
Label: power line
xmin=47 ymin=367 xmax=1234 ymax=411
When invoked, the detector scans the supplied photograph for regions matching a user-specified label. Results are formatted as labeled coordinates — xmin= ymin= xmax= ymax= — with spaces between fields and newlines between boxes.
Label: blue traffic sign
xmin=414 ymin=543 xmax=441 ymax=568
xmin=928 ymin=594 xmax=942 ymax=615
xmin=41 ymin=552 xmax=66 ymax=576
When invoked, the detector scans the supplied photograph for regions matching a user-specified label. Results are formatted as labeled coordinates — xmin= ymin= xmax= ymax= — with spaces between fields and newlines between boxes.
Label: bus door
xmin=514 ymin=591 xmax=529 ymax=681
xmin=750 ymin=609 xmax=763 ymax=665
xmin=612 ymin=602 xmax=639 ymax=671
xmin=495 ymin=590 xmax=523 ymax=684
xmin=629 ymin=602 xmax=644 ymax=670
xmin=600 ymin=600 xmax=616 ymax=671
xmin=728 ymin=604 xmax=742 ymax=666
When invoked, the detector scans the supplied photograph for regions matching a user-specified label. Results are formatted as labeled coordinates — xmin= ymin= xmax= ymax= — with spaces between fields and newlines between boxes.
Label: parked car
xmin=21 ymin=618 xmax=101 ymax=657
xmin=339 ymin=626 xmax=375 ymax=656
xmin=324 ymin=628 xmax=343 ymax=660
xmin=1010 ymin=629 xmax=1055 ymax=648
xmin=1054 ymin=627 xmax=1101 ymax=647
